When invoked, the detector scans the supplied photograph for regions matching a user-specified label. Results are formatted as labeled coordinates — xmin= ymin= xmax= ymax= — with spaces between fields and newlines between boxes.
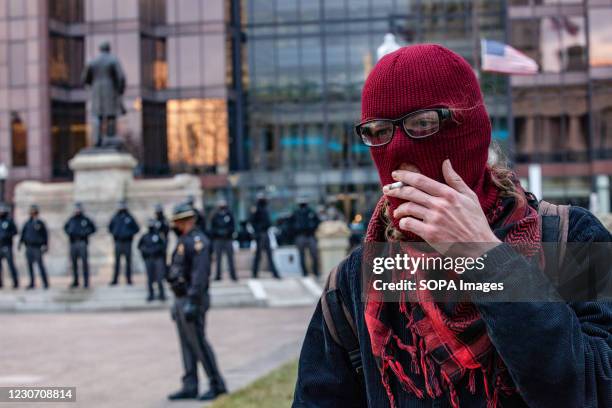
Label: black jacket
xmin=64 ymin=214 xmax=96 ymax=243
xmin=249 ymin=205 xmax=272 ymax=235
xmin=20 ymin=218 xmax=48 ymax=247
xmin=211 ymin=209 xmax=235 ymax=239
xmin=294 ymin=207 xmax=612 ymax=408
xmin=291 ymin=206 xmax=321 ymax=236
xmin=108 ymin=210 xmax=139 ymax=241
xmin=0 ymin=215 xmax=17 ymax=247
xmin=138 ymin=230 xmax=166 ymax=259
xmin=168 ymin=228 xmax=211 ymax=306
xmin=154 ymin=214 xmax=170 ymax=241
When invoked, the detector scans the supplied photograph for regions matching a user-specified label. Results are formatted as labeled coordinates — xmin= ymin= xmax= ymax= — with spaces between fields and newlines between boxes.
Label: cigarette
xmin=387 ymin=181 xmax=405 ymax=190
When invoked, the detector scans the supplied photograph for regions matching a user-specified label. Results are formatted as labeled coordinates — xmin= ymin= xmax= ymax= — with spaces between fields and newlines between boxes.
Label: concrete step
xmin=0 ymin=277 xmax=322 ymax=313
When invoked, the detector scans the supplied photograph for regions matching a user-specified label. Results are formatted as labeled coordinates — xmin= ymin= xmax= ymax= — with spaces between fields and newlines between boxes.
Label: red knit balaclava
xmin=362 ymin=44 xmax=492 ymax=231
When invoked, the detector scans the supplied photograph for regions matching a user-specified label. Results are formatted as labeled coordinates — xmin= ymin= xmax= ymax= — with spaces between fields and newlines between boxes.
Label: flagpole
xmin=583 ymin=0 xmax=596 ymax=195
xmin=472 ymin=0 xmax=480 ymax=77
xmin=503 ymin=0 xmax=516 ymax=168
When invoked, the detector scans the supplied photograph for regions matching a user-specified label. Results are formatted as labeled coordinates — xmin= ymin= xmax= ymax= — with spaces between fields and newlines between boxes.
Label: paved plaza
xmin=0 ymin=306 xmax=313 ymax=408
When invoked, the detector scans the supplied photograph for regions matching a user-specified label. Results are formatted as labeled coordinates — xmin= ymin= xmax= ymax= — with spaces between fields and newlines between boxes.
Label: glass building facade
xmin=240 ymin=0 xmax=508 ymax=218
xmin=0 ymin=0 xmax=230 ymax=183
xmin=0 ymin=0 xmax=611 ymax=218
xmin=509 ymin=0 xmax=612 ymax=207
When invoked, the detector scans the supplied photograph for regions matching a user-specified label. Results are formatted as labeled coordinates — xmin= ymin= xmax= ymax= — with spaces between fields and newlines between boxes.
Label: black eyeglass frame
xmin=355 ymin=108 xmax=452 ymax=147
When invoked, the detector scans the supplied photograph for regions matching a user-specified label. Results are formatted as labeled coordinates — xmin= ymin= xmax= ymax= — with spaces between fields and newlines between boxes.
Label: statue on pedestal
xmin=82 ymin=42 xmax=127 ymax=150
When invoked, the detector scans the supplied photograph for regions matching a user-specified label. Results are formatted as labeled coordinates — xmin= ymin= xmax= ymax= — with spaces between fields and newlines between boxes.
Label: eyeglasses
xmin=355 ymin=108 xmax=452 ymax=147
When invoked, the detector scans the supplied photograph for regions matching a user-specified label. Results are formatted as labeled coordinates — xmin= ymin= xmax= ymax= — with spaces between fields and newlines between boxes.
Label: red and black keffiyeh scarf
xmin=364 ymin=180 xmax=541 ymax=408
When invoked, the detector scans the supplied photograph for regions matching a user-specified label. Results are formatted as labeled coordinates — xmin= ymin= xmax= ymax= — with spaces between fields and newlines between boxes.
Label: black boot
xmin=198 ymin=387 xmax=227 ymax=401
xmin=167 ymin=389 xmax=197 ymax=400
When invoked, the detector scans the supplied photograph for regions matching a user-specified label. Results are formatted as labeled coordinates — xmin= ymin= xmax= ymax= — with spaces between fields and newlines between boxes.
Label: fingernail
xmin=391 ymin=171 xmax=398 ymax=178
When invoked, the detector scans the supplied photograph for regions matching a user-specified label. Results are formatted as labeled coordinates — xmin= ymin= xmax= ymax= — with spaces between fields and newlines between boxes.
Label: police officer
xmin=236 ymin=220 xmax=252 ymax=249
xmin=290 ymin=198 xmax=321 ymax=277
xmin=19 ymin=204 xmax=49 ymax=289
xmin=249 ymin=194 xmax=280 ymax=279
xmin=186 ymin=195 xmax=208 ymax=237
xmin=0 ymin=203 xmax=19 ymax=289
xmin=153 ymin=203 xmax=170 ymax=243
xmin=166 ymin=203 xmax=227 ymax=401
xmin=210 ymin=199 xmax=237 ymax=281
xmin=64 ymin=203 xmax=96 ymax=289
xmin=108 ymin=200 xmax=139 ymax=285
xmin=138 ymin=219 xmax=166 ymax=302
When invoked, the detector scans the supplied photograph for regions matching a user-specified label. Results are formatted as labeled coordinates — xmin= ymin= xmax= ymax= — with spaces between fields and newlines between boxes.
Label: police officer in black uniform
xmin=64 ymin=202 xmax=96 ymax=289
xmin=249 ymin=194 xmax=280 ymax=279
xmin=186 ymin=195 xmax=208 ymax=237
xmin=290 ymin=198 xmax=321 ymax=277
xmin=236 ymin=220 xmax=252 ymax=249
xmin=108 ymin=200 xmax=139 ymax=285
xmin=166 ymin=203 xmax=227 ymax=401
xmin=19 ymin=204 xmax=49 ymax=289
xmin=138 ymin=218 xmax=166 ymax=302
xmin=211 ymin=199 xmax=237 ymax=281
xmin=153 ymin=203 xmax=170 ymax=243
xmin=0 ymin=203 xmax=19 ymax=289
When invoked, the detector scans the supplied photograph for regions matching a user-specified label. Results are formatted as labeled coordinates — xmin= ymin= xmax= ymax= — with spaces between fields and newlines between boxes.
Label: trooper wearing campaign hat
xmin=290 ymin=197 xmax=321 ymax=277
xmin=210 ymin=199 xmax=237 ymax=281
xmin=138 ymin=218 xmax=167 ymax=302
xmin=0 ymin=203 xmax=19 ymax=289
xmin=108 ymin=199 xmax=139 ymax=285
xmin=19 ymin=204 xmax=49 ymax=289
xmin=166 ymin=202 xmax=226 ymax=401
xmin=64 ymin=202 xmax=96 ymax=288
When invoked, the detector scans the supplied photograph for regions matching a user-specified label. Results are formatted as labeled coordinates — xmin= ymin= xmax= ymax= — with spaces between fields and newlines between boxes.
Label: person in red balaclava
xmin=293 ymin=44 xmax=612 ymax=408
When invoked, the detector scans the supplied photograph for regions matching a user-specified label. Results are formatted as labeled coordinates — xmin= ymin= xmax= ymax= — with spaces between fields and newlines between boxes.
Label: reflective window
xmin=167 ymin=99 xmax=229 ymax=172
xmin=51 ymin=101 xmax=86 ymax=177
xmin=48 ymin=0 xmax=84 ymax=23
xmin=139 ymin=0 xmax=166 ymax=25
xmin=142 ymin=101 xmax=168 ymax=174
xmin=10 ymin=111 xmax=27 ymax=167
xmin=49 ymin=34 xmax=84 ymax=88
xmin=588 ymin=7 xmax=612 ymax=67
xmin=244 ymin=0 xmax=506 ymax=171
xmin=540 ymin=15 xmax=586 ymax=73
xmin=141 ymin=36 xmax=167 ymax=90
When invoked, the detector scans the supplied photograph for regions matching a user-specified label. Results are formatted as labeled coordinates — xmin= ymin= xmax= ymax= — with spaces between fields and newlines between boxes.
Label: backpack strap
xmin=320 ymin=259 xmax=364 ymax=386
xmin=538 ymin=200 xmax=570 ymax=266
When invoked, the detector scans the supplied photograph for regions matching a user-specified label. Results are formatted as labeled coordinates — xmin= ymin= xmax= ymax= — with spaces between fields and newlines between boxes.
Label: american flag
xmin=481 ymin=39 xmax=539 ymax=75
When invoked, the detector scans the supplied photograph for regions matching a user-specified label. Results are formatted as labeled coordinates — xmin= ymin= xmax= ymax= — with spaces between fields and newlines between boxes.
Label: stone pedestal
xmin=14 ymin=150 xmax=201 ymax=279
xmin=69 ymin=150 xmax=137 ymax=203
xmin=316 ymin=220 xmax=351 ymax=280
